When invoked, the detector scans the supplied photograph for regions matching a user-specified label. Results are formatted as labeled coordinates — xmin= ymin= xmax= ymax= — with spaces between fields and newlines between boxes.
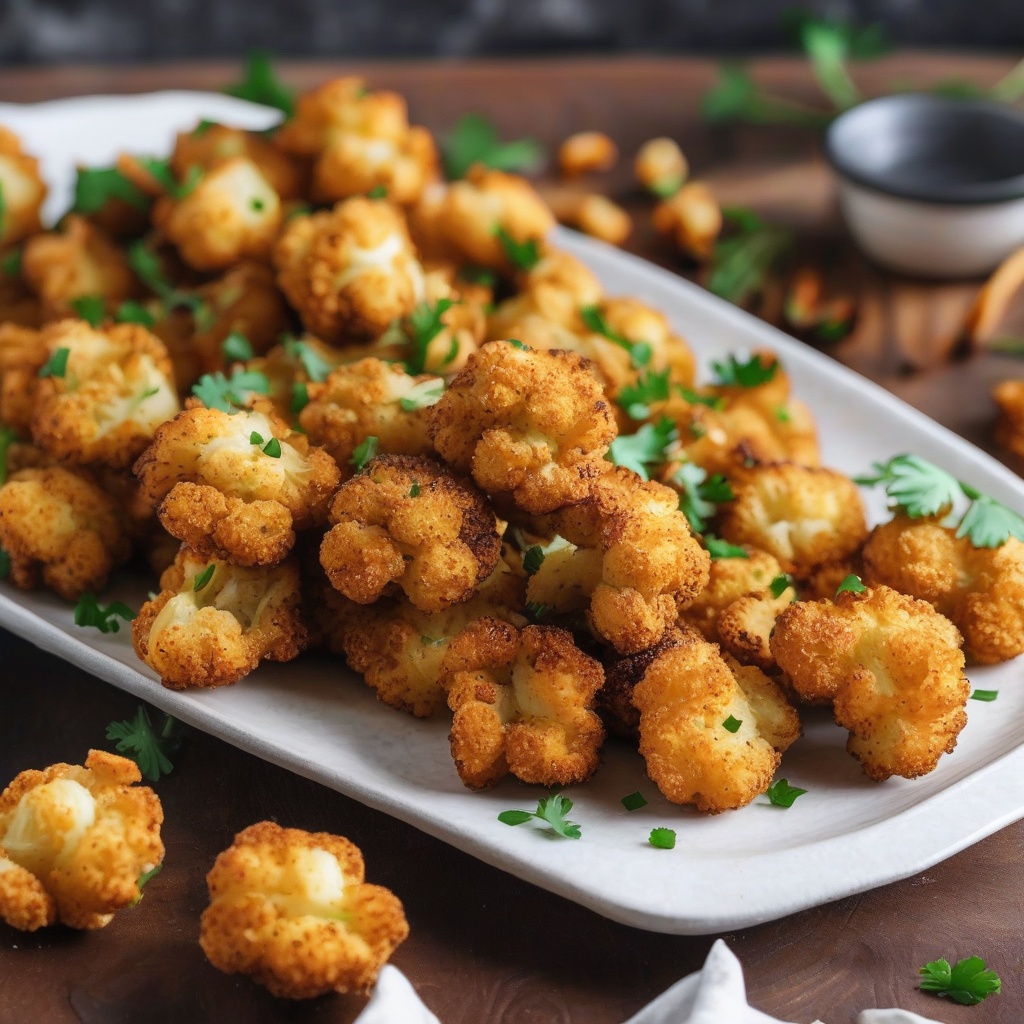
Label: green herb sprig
xmin=106 ymin=705 xmax=182 ymax=782
xmin=73 ymin=594 xmax=136 ymax=634
xmin=442 ymin=113 xmax=543 ymax=180
xmin=498 ymin=793 xmax=581 ymax=839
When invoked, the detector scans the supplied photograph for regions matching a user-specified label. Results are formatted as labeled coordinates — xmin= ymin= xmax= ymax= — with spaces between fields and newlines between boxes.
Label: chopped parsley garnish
xmin=193 ymin=565 xmax=215 ymax=592
xmin=222 ymin=50 xmax=296 ymax=117
xmin=457 ymin=266 xmax=497 ymax=288
xmin=402 ymin=298 xmax=457 ymax=376
xmin=281 ymin=335 xmax=333 ymax=382
xmin=722 ymin=715 xmax=742 ymax=733
xmin=136 ymin=157 xmax=202 ymax=199
xmin=580 ymin=305 xmax=652 ymax=369
xmin=498 ymin=792 xmax=581 ymax=840
xmin=290 ymin=381 xmax=310 ymax=415
xmin=0 ymin=248 xmax=21 ymax=277
xmin=775 ymin=405 xmax=792 ymax=423
xmin=131 ymin=863 xmax=163 ymax=906
xmin=442 ymin=113 xmax=543 ymax=180
xmin=0 ymin=425 xmax=15 ymax=485
xmin=350 ymin=435 xmax=379 ymax=472
xmin=39 ymin=348 xmax=70 ymax=379
xmin=835 ymin=573 xmax=866 ymax=597
xmin=494 ymin=227 xmax=541 ymax=271
xmin=621 ymin=791 xmax=648 ymax=811
xmin=0 ymin=548 xmax=9 ymax=579
xmin=919 ymin=956 xmax=1001 ymax=1006
xmin=765 ymin=779 xmax=807 ymax=808
xmin=192 ymin=119 xmax=217 ymax=136
xmin=365 ymin=184 xmax=388 ymax=199
xmin=711 ymin=352 xmax=778 ymax=388
xmin=72 ymin=165 xmax=151 ymax=215
xmin=672 ymin=462 xmax=733 ymax=534
xmin=678 ymin=386 xmax=725 ymax=410
xmin=70 ymin=295 xmax=106 ymax=328
xmin=607 ymin=418 xmax=677 ymax=480
xmin=127 ymin=240 xmax=210 ymax=323
xmin=250 ymin=196 xmax=265 ymax=211
xmin=525 ymin=600 xmax=549 ymax=623
xmin=648 ymin=828 xmax=676 ymax=850
xmin=523 ymin=545 xmax=545 ymax=576
xmin=769 ymin=573 xmax=795 ymax=599
xmin=73 ymin=594 xmax=135 ymax=634
xmin=115 ymin=300 xmax=157 ymax=327
xmin=192 ymin=368 xmax=270 ymax=414
xmin=248 ymin=431 xmax=280 ymax=457
xmin=618 ymin=368 xmax=671 ymax=420
xmin=222 ymin=331 xmax=254 ymax=362
xmin=707 ymin=211 xmax=794 ymax=308
xmin=704 ymin=535 xmax=748 ymax=560
xmin=409 ymin=481 xmax=421 ymax=498
xmin=106 ymin=705 xmax=182 ymax=782
xmin=398 ymin=379 xmax=445 ymax=412
xmin=420 ymin=635 xmax=445 ymax=647
xmin=508 ymin=338 xmax=530 ymax=350
xmin=970 ymin=689 xmax=999 ymax=702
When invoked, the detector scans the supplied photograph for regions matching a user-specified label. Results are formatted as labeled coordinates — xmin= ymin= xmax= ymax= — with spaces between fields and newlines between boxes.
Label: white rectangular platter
xmin=2 ymin=92 xmax=1024 ymax=935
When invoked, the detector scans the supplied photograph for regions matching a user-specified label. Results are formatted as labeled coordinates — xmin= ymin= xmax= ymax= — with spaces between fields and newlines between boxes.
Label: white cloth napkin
xmin=355 ymin=943 xmax=947 ymax=1024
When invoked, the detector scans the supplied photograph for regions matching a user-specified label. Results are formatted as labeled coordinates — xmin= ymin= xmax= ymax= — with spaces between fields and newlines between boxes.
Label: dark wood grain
xmin=2 ymin=54 xmax=1024 ymax=1024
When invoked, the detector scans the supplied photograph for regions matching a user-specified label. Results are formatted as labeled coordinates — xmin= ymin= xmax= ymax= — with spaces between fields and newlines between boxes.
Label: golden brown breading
xmin=0 ymin=466 xmax=130 ymax=599
xmin=863 ymin=514 xmax=1024 ymax=664
xmin=632 ymin=631 xmax=800 ymax=813
xmin=770 ymin=584 xmax=969 ymax=780
xmin=717 ymin=586 xmax=796 ymax=672
xmin=558 ymin=131 xmax=618 ymax=177
xmin=429 ymin=340 xmax=617 ymax=515
xmin=0 ymin=126 xmax=47 ymax=247
xmin=652 ymin=181 xmax=721 ymax=260
xmin=274 ymin=196 xmax=425 ymax=341
xmin=442 ymin=618 xmax=605 ymax=789
xmin=320 ymin=454 xmax=502 ymax=613
xmin=0 ymin=750 xmax=163 ymax=931
xmin=200 ymin=821 xmax=408 ymax=999
xmin=132 ymin=547 xmax=308 ymax=689
xmin=0 ymin=322 xmax=48 ymax=435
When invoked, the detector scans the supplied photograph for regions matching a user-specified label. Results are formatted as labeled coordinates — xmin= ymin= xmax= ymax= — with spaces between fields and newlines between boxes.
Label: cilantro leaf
xmin=191 ymin=368 xmax=269 ymax=414
xmin=494 ymin=228 xmax=541 ymax=272
xmin=498 ymin=810 xmax=535 ymax=826
xmin=711 ymin=351 xmax=778 ymax=388
xmin=704 ymin=535 xmax=748 ymax=560
xmin=722 ymin=715 xmax=742 ymax=733
xmin=648 ymin=828 xmax=676 ymax=849
xmin=617 ymin=368 xmax=671 ymax=420
xmin=701 ymin=64 xmax=830 ymax=128
xmin=402 ymin=299 xmax=457 ymax=376
xmin=39 ymin=348 xmax=70 ymax=379
xmin=193 ymin=565 xmax=215 ymax=592
xmin=223 ymin=50 xmax=295 ymax=117
xmin=499 ymin=793 xmax=581 ymax=839
xmin=72 ymin=165 xmax=151 ymax=215
xmin=351 ymin=436 xmax=379 ymax=472
xmin=769 ymin=573 xmax=795 ymax=599
xmin=70 ymin=295 xmax=106 ymax=328
xmin=678 ymin=386 xmax=725 ymax=410
xmin=621 ymin=791 xmax=648 ymax=811
xmin=442 ymin=113 xmax=543 ymax=180
xmin=853 ymin=454 xmax=961 ymax=519
xmin=707 ymin=211 xmax=794 ymax=308
xmin=290 ymin=381 xmax=310 ymax=415
xmin=673 ymin=462 xmax=733 ymax=534
xmin=106 ymin=705 xmax=181 ymax=782
xmin=525 ymin=600 xmax=549 ymax=623
xmin=115 ymin=300 xmax=157 ymax=327
xmin=956 ymin=495 xmax=1024 ymax=549
xmin=523 ymin=545 xmax=545 ymax=576
xmin=127 ymin=240 xmax=209 ymax=322
xmin=581 ymin=305 xmax=652 ymax=369
xmin=222 ymin=331 xmax=254 ymax=363
xmin=607 ymin=418 xmax=677 ymax=480
xmin=73 ymin=594 xmax=135 ymax=634
xmin=971 ymin=689 xmax=998 ymax=702
xmin=919 ymin=956 xmax=1001 ymax=1006
xmin=398 ymin=379 xmax=445 ymax=412
xmin=0 ymin=425 xmax=16 ymax=486
xmin=765 ymin=778 xmax=807 ymax=808
xmin=835 ymin=573 xmax=866 ymax=597
xmin=135 ymin=157 xmax=202 ymax=200
xmin=282 ymin=334 xmax=334 ymax=382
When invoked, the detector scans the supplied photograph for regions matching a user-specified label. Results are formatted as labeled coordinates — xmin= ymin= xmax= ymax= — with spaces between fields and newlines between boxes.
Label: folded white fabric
xmin=353 ymin=944 xmax=948 ymax=1024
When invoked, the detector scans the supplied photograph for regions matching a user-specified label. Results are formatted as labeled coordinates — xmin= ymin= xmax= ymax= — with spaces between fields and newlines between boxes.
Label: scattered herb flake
xmin=409 ymin=481 xmax=421 ymax=498
xmin=442 ymin=113 xmax=543 ymax=180
xmin=618 ymin=368 xmax=671 ymax=420
xmin=495 ymin=227 xmax=541 ymax=271
xmin=0 ymin=425 xmax=16 ymax=486
xmin=262 ymin=437 xmax=282 ymax=458
xmin=919 ymin=956 xmax=1001 ymax=1006
xmin=765 ymin=778 xmax=807 ymax=808
xmin=704 ymin=535 xmax=748 ymax=560
xmin=711 ymin=351 xmax=779 ymax=388
xmin=722 ymin=715 xmax=742 ymax=733
xmin=525 ymin=601 xmax=549 ymax=623
xmin=523 ymin=545 xmax=545 ymax=576
xmin=72 ymin=165 xmax=151 ymax=215
xmin=607 ymin=418 xmax=677 ymax=480
xmin=222 ymin=331 xmax=254 ymax=362
xmin=621 ymin=791 xmax=648 ymax=811
xmin=223 ymin=50 xmax=296 ymax=117
xmin=678 ymin=386 xmax=725 ymax=410
xmin=0 ymin=548 xmax=9 ymax=579
xmin=402 ymin=299 xmax=457 ymax=376
xmin=835 ymin=573 xmax=866 ymax=597
xmin=581 ymin=305 xmax=652 ymax=369
xmin=648 ymin=827 xmax=676 ymax=850
xmin=769 ymin=573 xmax=795 ymax=599
xmin=39 ymin=347 xmax=70 ymax=379
xmin=0 ymin=248 xmax=21 ymax=277
xmin=73 ymin=594 xmax=135 ymax=634
xmin=398 ymin=379 xmax=445 ymax=412
xmin=673 ymin=462 xmax=734 ymax=534
xmin=131 ymin=863 xmax=163 ymax=906
xmin=193 ymin=565 xmax=215 ymax=592
xmin=290 ymin=381 xmax=310 ymax=415
xmin=508 ymin=338 xmax=529 ymax=350
xmin=498 ymin=793 xmax=581 ymax=839
xmin=106 ymin=705 xmax=182 ymax=782
xmin=970 ymin=689 xmax=999 ymax=702
xmin=366 ymin=184 xmax=388 ymax=199
xmin=191 ymin=368 xmax=270 ymax=414
xmin=115 ymin=300 xmax=157 ymax=327
xmin=350 ymin=436 xmax=379 ymax=472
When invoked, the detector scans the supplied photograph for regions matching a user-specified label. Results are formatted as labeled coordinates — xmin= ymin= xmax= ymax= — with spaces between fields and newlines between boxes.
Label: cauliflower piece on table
xmin=429 ymin=340 xmax=617 ymax=514
xmin=274 ymin=196 xmax=425 ymax=342
xmin=0 ymin=749 xmax=163 ymax=931
xmin=770 ymin=584 xmax=969 ymax=780
xmin=863 ymin=514 xmax=1024 ymax=664
xmin=154 ymin=157 xmax=281 ymax=272
xmin=442 ymin=617 xmax=605 ymax=789
xmin=200 ymin=821 xmax=408 ymax=999
xmin=0 ymin=126 xmax=46 ymax=247
xmin=632 ymin=630 xmax=800 ymax=812
xmin=134 ymin=404 xmax=340 ymax=566
xmin=31 ymin=319 xmax=180 ymax=469
xmin=132 ymin=547 xmax=307 ymax=689
xmin=0 ymin=465 xmax=129 ymax=599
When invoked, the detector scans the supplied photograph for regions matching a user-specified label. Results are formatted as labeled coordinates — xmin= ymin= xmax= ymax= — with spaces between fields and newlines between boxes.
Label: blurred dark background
xmin=0 ymin=0 xmax=1022 ymax=63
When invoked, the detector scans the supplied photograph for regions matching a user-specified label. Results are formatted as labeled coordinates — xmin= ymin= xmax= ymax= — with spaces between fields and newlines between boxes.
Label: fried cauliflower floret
xmin=717 ymin=585 xmax=797 ymax=672
xmin=863 ymin=514 xmax=1024 ymax=664
xmin=134 ymin=405 xmax=340 ymax=565
xmin=321 ymin=454 xmax=501 ymax=612
xmin=541 ymin=466 xmax=711 ymax=653
xmin=632 ymin=631 xmax=800 ymax=813
xmin=442 ymin=618 xmax=605 ymax=789
xmin=429 ymin=340 xmax=617 ymax=514
xmin=200 ymin=821 xmax=408 ymax=999
xmin=0 ymin=322 xmax=48 ymax=435
xmin=717 ymin=463 xmax=867 ymax=577
xmin=652 ymin=181 xmax=722 ymax=260
xmin=22 ymin=216 xmax=136 ymax=320
xmin=431 ymin=166 xmax=555 ymax=271
xmin=274 ymin=197 xmax=425 ymax=341
xmin=0 ymin=466 xmax=129 ymax=598
xmin=770 ymin=585 xmax=968 ymax=780
xmin=0 ymin=749 xmax=163 ymax=931
xmin=154 ymin=157 xmax=281 ymax=272
xmin=31 ymin=319 xmax=180 ymax=469
xmin=132 ymin=548 xmax=307 ymax=689
xmin=0 ymin=126 xmax=46 ymax=247
xmin=299 ymin=357 xmax=440 ymax=471
xmin=558 ymin=131 xmax=618 ymax=177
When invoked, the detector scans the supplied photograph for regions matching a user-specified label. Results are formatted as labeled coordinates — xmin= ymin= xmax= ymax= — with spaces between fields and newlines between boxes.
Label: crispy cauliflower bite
xmin=0 ymin=466 xmax=129 ymax=598
xmin=154 ymin=156 xmax=282 ymax=272
xmin=770 ymin=585 xmax=969 ymax=779
xmin=717 ymin=462 xmax=867 ymax=577
xmin=0 ymin=322 xmax=48 ymax=434
xmin=321 ymin=454 xmax=501 ymax=612
xmin=200 ymin=821 xmax=408 ymax=999
xmin=22 ymin=216 xmax=136 ymax=319
xmin=0 ymin=126 xmax=46 ymax=247
xmin=299 ymin=357 xmax=440 ymax=471
xmin=274 ymin=197 xmax=425 ymax=341
xmin=429 ymin=340 xmax=617 ymax=515
xmin=132 ymin=547 xmax=307 ymax=689
xmin=543 ymin=467 xmax=711 ymax=654
xmin=632 ymin=631 xmax=800 ymax=813
xmin=863 ymin=514 xmax=1024 ymax=664
xmin=0 ymin=750 xmax=163 ymax=931
xmin=31 ymin=319 xmax=180 ymax=469
xmin=441 ymin=618 xmax=605 ymax=789
xmin=134 ymin=405 xmax=340 ymax=566
xmin=680 ymin=548 xmax=784 ymax=640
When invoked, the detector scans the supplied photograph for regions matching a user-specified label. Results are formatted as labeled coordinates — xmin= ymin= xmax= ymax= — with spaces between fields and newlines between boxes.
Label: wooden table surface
xmin=2 ymin=54 xmax=1024 ymax=1024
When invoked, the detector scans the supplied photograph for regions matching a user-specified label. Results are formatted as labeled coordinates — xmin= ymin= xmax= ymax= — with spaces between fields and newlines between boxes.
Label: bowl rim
xmin=824 ymin=92 xmax=1024 ymax=206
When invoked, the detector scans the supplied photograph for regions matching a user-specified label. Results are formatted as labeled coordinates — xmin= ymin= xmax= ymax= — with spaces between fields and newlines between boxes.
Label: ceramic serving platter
xmin=2 ymin=92 xmax=1023 ymax=935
